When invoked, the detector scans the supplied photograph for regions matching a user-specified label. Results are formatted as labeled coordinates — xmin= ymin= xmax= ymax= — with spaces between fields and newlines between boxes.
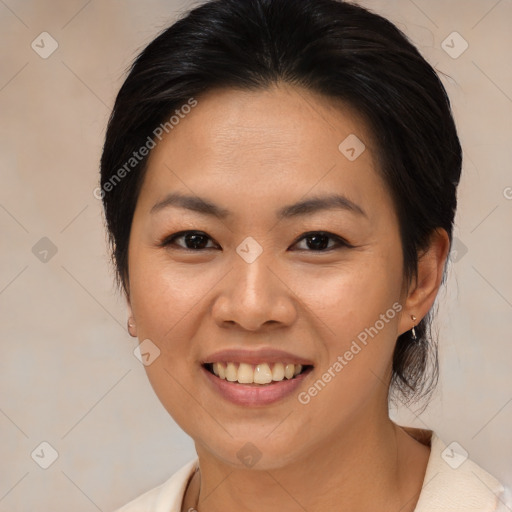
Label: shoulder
xmin=112 ymin=459 xmax=198 ymax=512
xmin=413 ymin=430 xmax=509 ymax=512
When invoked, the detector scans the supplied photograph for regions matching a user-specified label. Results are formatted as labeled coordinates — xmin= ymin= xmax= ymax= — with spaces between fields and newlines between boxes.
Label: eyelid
xmin=159 ymin=230 xmax=219 ymax=250
xmin=290 ymin=231 xmax=354 ymax=251
xmin=160 ymin=230 xmax=353 ymax=251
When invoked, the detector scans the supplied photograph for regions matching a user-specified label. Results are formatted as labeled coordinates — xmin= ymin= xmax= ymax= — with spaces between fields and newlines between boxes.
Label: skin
xmin=125 ymin=83 xmax=450 ymax=512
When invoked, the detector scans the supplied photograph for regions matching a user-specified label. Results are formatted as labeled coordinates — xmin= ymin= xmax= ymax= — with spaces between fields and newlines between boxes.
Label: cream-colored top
xmin=114 ymin=431 xmax=509 ymax=512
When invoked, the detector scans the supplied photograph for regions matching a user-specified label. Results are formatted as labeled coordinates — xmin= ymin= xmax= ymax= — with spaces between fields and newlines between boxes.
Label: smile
xmin=202 ymin=361 xmax=314 ymax=406
xmin=204 ymin=361 xmax=311 ymax=385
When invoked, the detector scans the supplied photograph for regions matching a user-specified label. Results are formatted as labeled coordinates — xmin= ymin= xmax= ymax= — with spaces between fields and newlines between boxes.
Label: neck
xmin=185 ymin=415 xmax=430 ymax=512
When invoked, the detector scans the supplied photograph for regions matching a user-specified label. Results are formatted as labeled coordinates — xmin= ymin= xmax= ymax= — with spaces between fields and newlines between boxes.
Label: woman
xmin=99 ymin=0 xmax=508 ymax=510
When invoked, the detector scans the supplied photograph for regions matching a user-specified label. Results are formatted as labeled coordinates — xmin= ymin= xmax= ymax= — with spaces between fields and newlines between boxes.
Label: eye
xmin=159 ymin=230 xmax=352 ymax=252
xmin=291 ymin=231 xmax=353 ymax=251
xmin=160 ymin=230 xmax=219 ymax=250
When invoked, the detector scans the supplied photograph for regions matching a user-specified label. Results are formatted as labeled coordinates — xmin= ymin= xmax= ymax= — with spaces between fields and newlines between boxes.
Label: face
xmin=126 ymin=84 xmax=410 ymax=469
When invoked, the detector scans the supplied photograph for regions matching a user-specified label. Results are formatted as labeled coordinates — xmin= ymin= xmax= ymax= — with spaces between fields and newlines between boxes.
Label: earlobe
xmin=126 ymin=291 xmax=137 ymax=338
xmin=398 ymin=228 xmax=451 ymax=336
xmin=127 ymin=317 xmax=137 ymax=337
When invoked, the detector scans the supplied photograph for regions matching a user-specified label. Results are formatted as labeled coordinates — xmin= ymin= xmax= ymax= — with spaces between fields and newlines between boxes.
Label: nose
xmin=211 ymin=254 xmax=297 ymax=332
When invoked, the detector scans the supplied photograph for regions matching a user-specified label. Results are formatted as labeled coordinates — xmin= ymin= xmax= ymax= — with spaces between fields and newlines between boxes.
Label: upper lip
xmin=202 ymin=348 xmax=314 ymax=366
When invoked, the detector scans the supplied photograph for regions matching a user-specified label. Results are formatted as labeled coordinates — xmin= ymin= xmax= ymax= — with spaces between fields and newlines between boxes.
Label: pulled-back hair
xmin=100 ymin=0 xmax=462 ymax=405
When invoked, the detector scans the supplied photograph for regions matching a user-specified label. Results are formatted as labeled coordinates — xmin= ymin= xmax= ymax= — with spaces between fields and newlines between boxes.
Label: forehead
xmin=138 ymin=84 xmax=391 ymax=221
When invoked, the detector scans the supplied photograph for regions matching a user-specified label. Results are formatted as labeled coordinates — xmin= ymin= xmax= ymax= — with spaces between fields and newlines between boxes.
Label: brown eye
xmin=292 ymin=231 xmax=352 ymax=251
xmin=161 ymin=231 xmax=218 ymax=250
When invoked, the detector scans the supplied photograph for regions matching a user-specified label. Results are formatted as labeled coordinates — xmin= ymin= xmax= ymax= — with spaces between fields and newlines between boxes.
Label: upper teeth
xmin=211 ymin=362 xmax=303 ymax=384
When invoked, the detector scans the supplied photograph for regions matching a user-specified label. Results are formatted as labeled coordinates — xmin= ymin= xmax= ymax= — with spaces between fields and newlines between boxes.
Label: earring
xmin=411 ymin=315 xmax=417 ymax=340
xmin=127 ymin=318 xmax=136 ymax=337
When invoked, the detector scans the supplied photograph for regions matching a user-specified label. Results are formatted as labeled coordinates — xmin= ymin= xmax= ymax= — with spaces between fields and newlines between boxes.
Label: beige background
xmin=0 ymin=0 xmax=511 ymax=510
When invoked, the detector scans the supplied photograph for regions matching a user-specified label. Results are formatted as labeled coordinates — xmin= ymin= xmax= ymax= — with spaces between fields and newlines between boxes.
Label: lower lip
xmin=201 ymin=365 xmax=313 ymax=406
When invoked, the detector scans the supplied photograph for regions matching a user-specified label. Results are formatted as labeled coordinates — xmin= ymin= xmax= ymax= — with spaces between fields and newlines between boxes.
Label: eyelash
xmin=159 ymin=230 xmax=354 ymax=252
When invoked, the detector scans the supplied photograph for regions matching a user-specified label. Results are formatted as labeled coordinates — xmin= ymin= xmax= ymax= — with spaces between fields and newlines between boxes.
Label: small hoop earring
xmin=411 ymin=315 xmax=417 ymax=340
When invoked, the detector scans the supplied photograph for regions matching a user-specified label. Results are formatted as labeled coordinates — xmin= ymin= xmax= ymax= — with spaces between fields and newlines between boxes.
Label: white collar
xmin=414 ymin=431 xmax=505 ymax=511
xmin=119 ymin=429 xmax=506 ymax=511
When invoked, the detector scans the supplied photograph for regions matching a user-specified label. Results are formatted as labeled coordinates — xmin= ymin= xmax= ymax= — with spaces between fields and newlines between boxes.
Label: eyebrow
xmin=150 ymin=192 xmax=367 ymax=219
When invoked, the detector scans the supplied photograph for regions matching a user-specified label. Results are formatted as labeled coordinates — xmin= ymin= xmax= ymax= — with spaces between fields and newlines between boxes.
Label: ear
xmin=398 ymin=228 xmax=451 ymax=336
xmin=125 ymin=285 xmax=137 ymax=338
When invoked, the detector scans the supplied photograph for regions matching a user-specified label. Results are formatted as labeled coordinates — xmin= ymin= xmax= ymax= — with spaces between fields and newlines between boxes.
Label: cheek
xmin=129 ymin=237 xmax=403 ymax=358
xmin=129 ymin=250 xmax=212 ymax=334
xmin=291 ymin=251 xmax=403 ymax=391
xmin=127 ymin=253 xmax=212 ymax=428
xmin=292 ymin=252 xmax=403 ymax=336
xmin=130 ymin=240 xmax=403 ymax=357
xmin=127 ymin=251 xmax=216 ymax=406
xmin=292 ymin=272 xmax=402 ymax=432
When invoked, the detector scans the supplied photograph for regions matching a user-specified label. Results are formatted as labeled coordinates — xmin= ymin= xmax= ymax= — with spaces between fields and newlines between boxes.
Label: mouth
xmin=202 ymin=361 xmax=313 ymax=385
xmin=200 ymin=348 xmax=314 ymax=406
